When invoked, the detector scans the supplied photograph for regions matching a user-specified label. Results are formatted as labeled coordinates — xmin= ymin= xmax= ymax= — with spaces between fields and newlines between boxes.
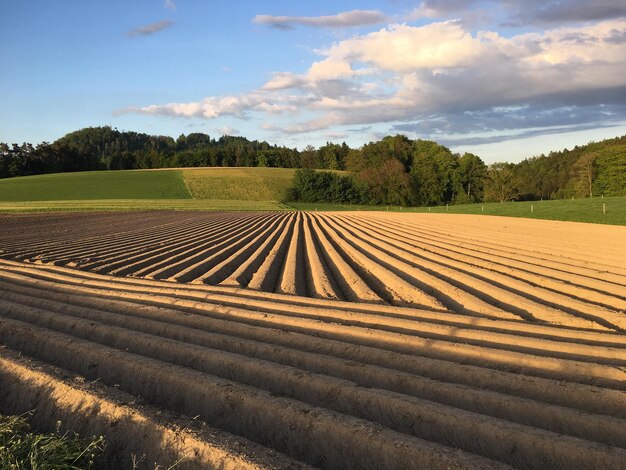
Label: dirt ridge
xmin=1 ymin=211 xmax=625 ymax=469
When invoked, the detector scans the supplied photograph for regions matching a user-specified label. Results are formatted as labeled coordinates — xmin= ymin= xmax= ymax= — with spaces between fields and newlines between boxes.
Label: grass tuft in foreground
xmin=0 ymin=413 xmax=105 ymax=469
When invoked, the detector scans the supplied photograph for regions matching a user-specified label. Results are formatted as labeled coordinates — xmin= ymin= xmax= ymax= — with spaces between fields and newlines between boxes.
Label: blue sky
xmin=1 ymin=0 xmax=626 ymax=163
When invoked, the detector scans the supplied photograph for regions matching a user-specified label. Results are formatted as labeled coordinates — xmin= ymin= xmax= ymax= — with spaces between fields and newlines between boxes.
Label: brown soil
xmin=0 ymin=347 xmax=310 ymax=470
xmin=0 ymin=211 xmax=625 ymax=468
xmin=1 ymin=211 xmax=624 ymax=331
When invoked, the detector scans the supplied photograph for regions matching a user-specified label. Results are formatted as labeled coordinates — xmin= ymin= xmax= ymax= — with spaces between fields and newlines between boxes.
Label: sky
xmin=1 ymin=1 xmax=626 ymax=163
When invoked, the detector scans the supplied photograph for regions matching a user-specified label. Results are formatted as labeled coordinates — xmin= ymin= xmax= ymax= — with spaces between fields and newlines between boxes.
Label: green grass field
xmin=0 ymin=199 xmax=288 ymax=212
xmin=287 ymin=196 xmax=626 ymax=225
xmin=182 ymin=167 xmax=296 ymax=200
xmin=1 ymin=168 xmax=624 ymax=224
xmin=0 ymin=167 xmax=295 ymax=211
xmin=0 ymin=170 xmax=191 ymax=201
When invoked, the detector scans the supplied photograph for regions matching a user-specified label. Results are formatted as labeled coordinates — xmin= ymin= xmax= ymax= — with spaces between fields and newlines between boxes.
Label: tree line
xmin=291 ymin=136 xmax=487 ymax=206
xmin=0 ymin=127 xmax=303 ymax=177
xmin=1 ymin=126 xmax=624 ymax=205
xmin=291 ymin=134 xmax=625 ymax=206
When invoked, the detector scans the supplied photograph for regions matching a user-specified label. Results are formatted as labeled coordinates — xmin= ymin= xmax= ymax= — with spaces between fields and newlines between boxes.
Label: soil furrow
xmin=196 ymin=214 xmax=292 ymax=285
xmin=136 ymin=214 xmax=277 ymax=280
xmin=349 ymin=217 xmax=626 ymax=309
xmin=301 ymin=213 xmax=341 ymax=300
xmin=243 ymin=214 xmax=297 ymax=291
xmin=12 ymin=213 xmax=216 ymax=265
xmin=336 ymin=215 xmax=625 ymax=330
xmin=3 ymin=259 xmax=624 ymax=349
xmin=219 ymin=213 xmax=295 ymax=288
xmin=372 ymin=214 xmax=626 ymax=277
xmin=305 ymin=214 xmax=382 ymax=303
xmin=0 ymin=318 xmax=509 ymax=470
xmin=322 ymin=214 xmax=520 ymax=318
xmin=3 ymin=301 xmax=624 ymax=468
xmin=1 ymin=269 xmax=623 ymax=419
xmin=0 ymin=271 xmax=623 ymax=388
xmin=311 ymin=213 xmax=447 ymax=310
xmin=358 ymin=216 xmax=626 ymax=306
xmin=1 ymin=212 xmax=201 ymax=255
xmin=276 ymin=213 xmax=307 ymax=296
xmin=166 ymin=214 xmax=283 ymax=283
xmin=1 ymin=287 xmax=625 ymax=449
xmin=86 ymin=214 xmax=252 ymax=273
xmin=0 ymin=349 xmax=309 ymax=470
xmin=117 ymin=214 xmax=265 ymax=278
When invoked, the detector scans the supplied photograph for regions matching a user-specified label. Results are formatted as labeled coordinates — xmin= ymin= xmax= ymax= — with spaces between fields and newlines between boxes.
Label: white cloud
xmin=252 ymin=10 xmax=387 ymax=30
xmin=217 ymin=126 xmax=239 ymax=136
xmin=124 ymin=18 xmax=626 ymax=141
xmin=262 ymin=72 xmax=306 ymax=90
xmin=123 ymin=90 xmax=313 ymax=120
xmin=129 ymin=95 xmax=257 ymax=118
xmin=307 ymin=59 xmax=355 ymax=81
xmin=309 ymin=22 xmax=483 ymax=74
xmin=164 ymin=0 xmax=176 ymax=11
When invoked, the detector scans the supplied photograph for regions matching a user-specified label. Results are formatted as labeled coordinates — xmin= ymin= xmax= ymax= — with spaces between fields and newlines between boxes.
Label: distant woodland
xmin=1 ymin=127 xmax=624 ymax=206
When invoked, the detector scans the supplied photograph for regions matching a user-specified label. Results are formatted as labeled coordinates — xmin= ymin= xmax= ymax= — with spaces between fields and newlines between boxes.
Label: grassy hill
xmin=0 ymin=170 xmax=191 ymax=201
xmin=182 ymin=167 xmax=296 ymax=200
xmin=1 ymin=167 xmax=623 ymax=224
xmin=0 ymin=167 xmax=297 ymax=211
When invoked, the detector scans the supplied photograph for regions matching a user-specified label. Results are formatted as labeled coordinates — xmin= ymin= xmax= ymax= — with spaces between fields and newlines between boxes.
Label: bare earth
xmin=0 ymin=211 xmax=624 ymax=469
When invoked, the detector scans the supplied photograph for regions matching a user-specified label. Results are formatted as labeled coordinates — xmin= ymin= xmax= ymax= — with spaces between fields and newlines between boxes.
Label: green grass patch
xmin=0 ymin=413 xmax=105 ymax=469
xmin=181 ymin=167 xmax=297 ymax=201
xmin=0 ymin=170 xmax=191 ymax=201
xmin=4 ymin=169 xmax=621 ymax=224
xmin=287 ymin=196 xmax=626 ymax=225
xmin=0 ymin=199 xmax=289 ymax=212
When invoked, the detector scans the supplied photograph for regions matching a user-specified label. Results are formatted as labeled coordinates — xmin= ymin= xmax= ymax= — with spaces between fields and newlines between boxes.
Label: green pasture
xmin=182 ymin=167 xmax=296 ymax=200
xmin=0 ymin=170 xmax=191 ymax=201
xmin=1 ymin=168 xmax=624 ymax=224
xmin=287 ymin=196 xmax=626 ymax=225
xmin=0 ymin=167 xmax=295 ymax=211
xmin=0 ymin=199 xmax=287 ymax=212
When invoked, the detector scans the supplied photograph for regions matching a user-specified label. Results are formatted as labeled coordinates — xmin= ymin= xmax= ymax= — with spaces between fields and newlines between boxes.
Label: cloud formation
xmin=411 ymin=1 xmax=626 ymax=25
xmin=125 ymin=90 xmax=311 ymax=119
xmin=261 ymin=72 xmax=307 ymax=90
xmin=126 ymin=20 xmax=174 ymax=38
xmin=252 ymin=10 xmax=386 ymax=30
xmin=289 ymin=19 xmax=626 ymax=128
xmin=393 ymin=103 xmax=626 ymax=144
xmin=163 ymin=0 xmax=176 ymax=11
xmin=124 ymin=18 xmax=626 ymax=144
xmin=217 ymin=126 xmax=239 ymax=136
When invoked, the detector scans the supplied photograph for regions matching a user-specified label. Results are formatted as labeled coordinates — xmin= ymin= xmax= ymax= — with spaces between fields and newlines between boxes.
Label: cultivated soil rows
xmin=0 ymin=258 xmax=625 ymax=468
xmin=1 ymin=211 xmax=625 ymax=331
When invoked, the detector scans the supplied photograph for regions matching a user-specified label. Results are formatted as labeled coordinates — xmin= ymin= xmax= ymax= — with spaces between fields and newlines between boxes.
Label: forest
xmin=1 ymin=127 xmax=624 ymax=206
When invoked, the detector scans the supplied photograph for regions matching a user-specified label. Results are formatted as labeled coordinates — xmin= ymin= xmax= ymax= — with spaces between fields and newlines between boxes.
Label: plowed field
xmin=0 ymin=211 xmax=625 ymax=469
